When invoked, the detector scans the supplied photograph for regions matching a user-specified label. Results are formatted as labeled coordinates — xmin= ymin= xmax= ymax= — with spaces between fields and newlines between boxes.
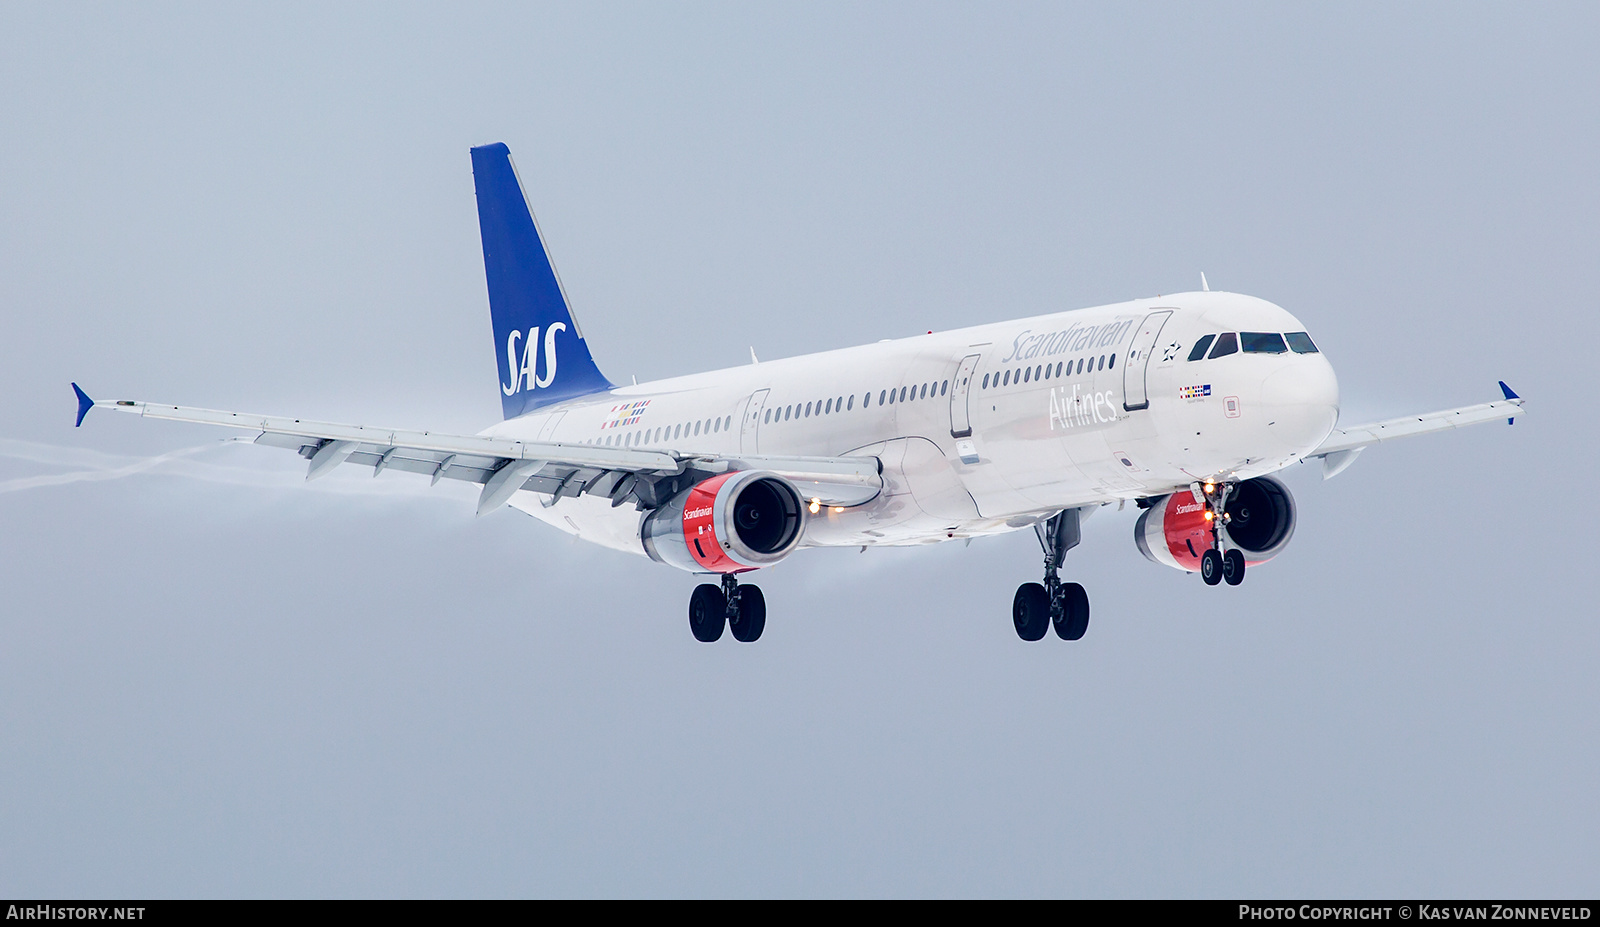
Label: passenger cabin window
xmin=1285 ymin=332 xmax=1319 ymax=354
xmin=1187 ymin=335 xmax=1216 ymax=361
xmin=1208 ymin=332 xmax=1239 ymax=359
xmin=1241 ymin=332 xmax=1288 ymax=354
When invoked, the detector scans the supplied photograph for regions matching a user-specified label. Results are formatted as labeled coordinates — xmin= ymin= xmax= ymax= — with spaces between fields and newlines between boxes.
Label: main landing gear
xmin=689 ymin=573 xmax=767 ymax=643
xmin=1195 ymin=481 xmax=1246 ymax=587
xmin=1013 ymin=508 xmax=1090 ymax=642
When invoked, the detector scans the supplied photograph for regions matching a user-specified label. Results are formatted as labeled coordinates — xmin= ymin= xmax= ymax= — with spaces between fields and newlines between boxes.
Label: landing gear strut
xmin=1195 ymin=481 xmax=1246 ymax=587
xmin=689 ymin=573 xmax=766 ymax=643
xmin=1013 ymin=508 xmax=1090 ymax=641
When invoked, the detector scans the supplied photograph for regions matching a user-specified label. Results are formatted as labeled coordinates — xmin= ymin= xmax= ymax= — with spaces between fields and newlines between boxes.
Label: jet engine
xmin=1134 ymin=475 xmax=1297 ymax=572
xmin=642 ymin=470 xmax=807 ymax=573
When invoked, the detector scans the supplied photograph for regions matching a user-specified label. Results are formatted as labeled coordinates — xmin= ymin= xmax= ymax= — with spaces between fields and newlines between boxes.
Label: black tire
xmin=1054 ymin=582 xmax=1090 ymax=641
xmin=1201 ymin=548 xmax=1223 ymax=585
xmin=1222 ymin=548 xmax=1246 ymax=586
xmin=729 ymin=584 xmax=766 ymax=642
xmin=1012 ymin=583 xmax=1050 ymax=641
xmin=689 ymin=583 xmax=726 ymax=642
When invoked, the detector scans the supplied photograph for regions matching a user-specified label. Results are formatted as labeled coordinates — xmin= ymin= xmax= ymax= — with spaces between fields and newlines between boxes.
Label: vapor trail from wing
xmin=0 ymin=438 xmax=450 ymax=499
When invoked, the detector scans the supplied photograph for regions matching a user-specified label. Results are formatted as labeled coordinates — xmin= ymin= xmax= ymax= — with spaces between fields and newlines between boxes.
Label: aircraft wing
xmin=1309 ymin=381 xmax=1525 ymax=478
xmin=72 ymin=386 xmax=883 ymax=512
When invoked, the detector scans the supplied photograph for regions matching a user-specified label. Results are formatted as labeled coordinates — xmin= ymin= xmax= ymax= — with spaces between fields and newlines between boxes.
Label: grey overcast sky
xmin=2 ymin=2 xmax=1596 ymax=898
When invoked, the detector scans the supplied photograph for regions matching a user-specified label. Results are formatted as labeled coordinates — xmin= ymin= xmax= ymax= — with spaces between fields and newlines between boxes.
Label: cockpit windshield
xmin=1285 ymin=331 xmax=1319 ymax=354
xmin=1241 ymin=332 xmax=1288 ymax=354
xmin=1188 ymin=330 xmax=1319 ymax=360
xmin=1207 ymin=332 xmax=1238 ymax=359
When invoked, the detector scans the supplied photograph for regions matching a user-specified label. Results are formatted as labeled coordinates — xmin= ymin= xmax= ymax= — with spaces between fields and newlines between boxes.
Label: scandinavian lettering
xmin=1001 ymin=318 xmax=1135 ymax=363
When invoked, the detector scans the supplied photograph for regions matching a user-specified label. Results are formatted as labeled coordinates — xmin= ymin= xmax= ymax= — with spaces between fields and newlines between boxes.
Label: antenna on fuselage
xmin=1201 ymin=272 xmax=1211 ymax=292
xmin=749 ymin=347 xmax=760 ymax=364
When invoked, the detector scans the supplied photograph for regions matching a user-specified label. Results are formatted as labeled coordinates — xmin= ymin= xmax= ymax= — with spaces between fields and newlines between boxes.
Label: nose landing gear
xmin=689 ymin=573 xmax=767 ymax=643
xmin=1195 ymin=481 xmax=1247 ymax=587
xmin=1013 ymin=508 xmax=1091 ymax=642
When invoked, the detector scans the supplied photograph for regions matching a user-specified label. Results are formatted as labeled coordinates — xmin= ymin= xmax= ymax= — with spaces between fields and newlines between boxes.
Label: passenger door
xmin=948 ymin=353 xmax=982 ymax=438
xmin=1122 ymin=310 xmax=1173 ymax=411
xmin=740 ymin=388 xmax=770 ymax=453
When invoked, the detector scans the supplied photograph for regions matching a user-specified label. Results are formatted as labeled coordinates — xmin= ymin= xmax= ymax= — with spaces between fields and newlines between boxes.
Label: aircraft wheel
xmin=1053 ymin=582 xmax=1090 ymax=641
xmin=689 ymin=584 xmax=726 ymax=642
xmin=1200 ymin=548 xmax=1223 ymax=586
xmin=729 ymin=585 xmax=766 ymax=643
xmin=1222 ymin=549 xmax=1246 ymax=586
xmin=1012 ymin=583 xmax=1050 ymax=641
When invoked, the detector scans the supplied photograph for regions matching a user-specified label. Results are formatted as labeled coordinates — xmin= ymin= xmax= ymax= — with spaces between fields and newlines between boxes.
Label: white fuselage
xmin=483 ymin=291 xmax=1340 ymax=555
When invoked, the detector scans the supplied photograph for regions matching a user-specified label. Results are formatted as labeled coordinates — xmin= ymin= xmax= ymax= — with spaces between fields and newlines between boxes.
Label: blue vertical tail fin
xmin=471 ymin=142 xmax=613 ymax=420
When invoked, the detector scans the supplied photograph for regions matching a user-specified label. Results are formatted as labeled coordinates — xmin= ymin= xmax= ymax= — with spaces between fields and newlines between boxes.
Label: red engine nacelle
xmin=641 ymin=470 xmax=807 ymax=574
xmin=1134 ymin=475 xmax=1297 ymax=572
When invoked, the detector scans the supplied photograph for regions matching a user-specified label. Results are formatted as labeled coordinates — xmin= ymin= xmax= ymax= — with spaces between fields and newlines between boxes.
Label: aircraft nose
xmin=1261 ymin=357 xmax=1339 ymax=454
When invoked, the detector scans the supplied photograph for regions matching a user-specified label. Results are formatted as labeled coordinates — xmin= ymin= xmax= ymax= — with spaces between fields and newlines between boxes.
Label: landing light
xmin=1204 ymin=481 xmax=1216 ymax=494
xmin=832 ymin=506 xmax=844 ymax=513
xmin=809 ymin=498 xmax=821 ymax=514
xmin=1204 ymin=511 xmax=1214 ymax=521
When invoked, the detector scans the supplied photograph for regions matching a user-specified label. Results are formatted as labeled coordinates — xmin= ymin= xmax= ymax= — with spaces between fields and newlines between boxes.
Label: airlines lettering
xmin=1049 ymin=384 xmax=1118 ymax=430
xmin=501 ymin=322 xmax=566 ymax=396
xmin=1000 ymin=318 xmax=1135 ymax=364
xmin=684 ymin=507 xmax=712 ymax=520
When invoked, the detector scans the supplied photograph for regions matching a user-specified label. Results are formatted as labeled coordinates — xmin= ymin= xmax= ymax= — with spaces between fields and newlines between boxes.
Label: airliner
xmin=72 ymin=142 xmax=1524 ymax=643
